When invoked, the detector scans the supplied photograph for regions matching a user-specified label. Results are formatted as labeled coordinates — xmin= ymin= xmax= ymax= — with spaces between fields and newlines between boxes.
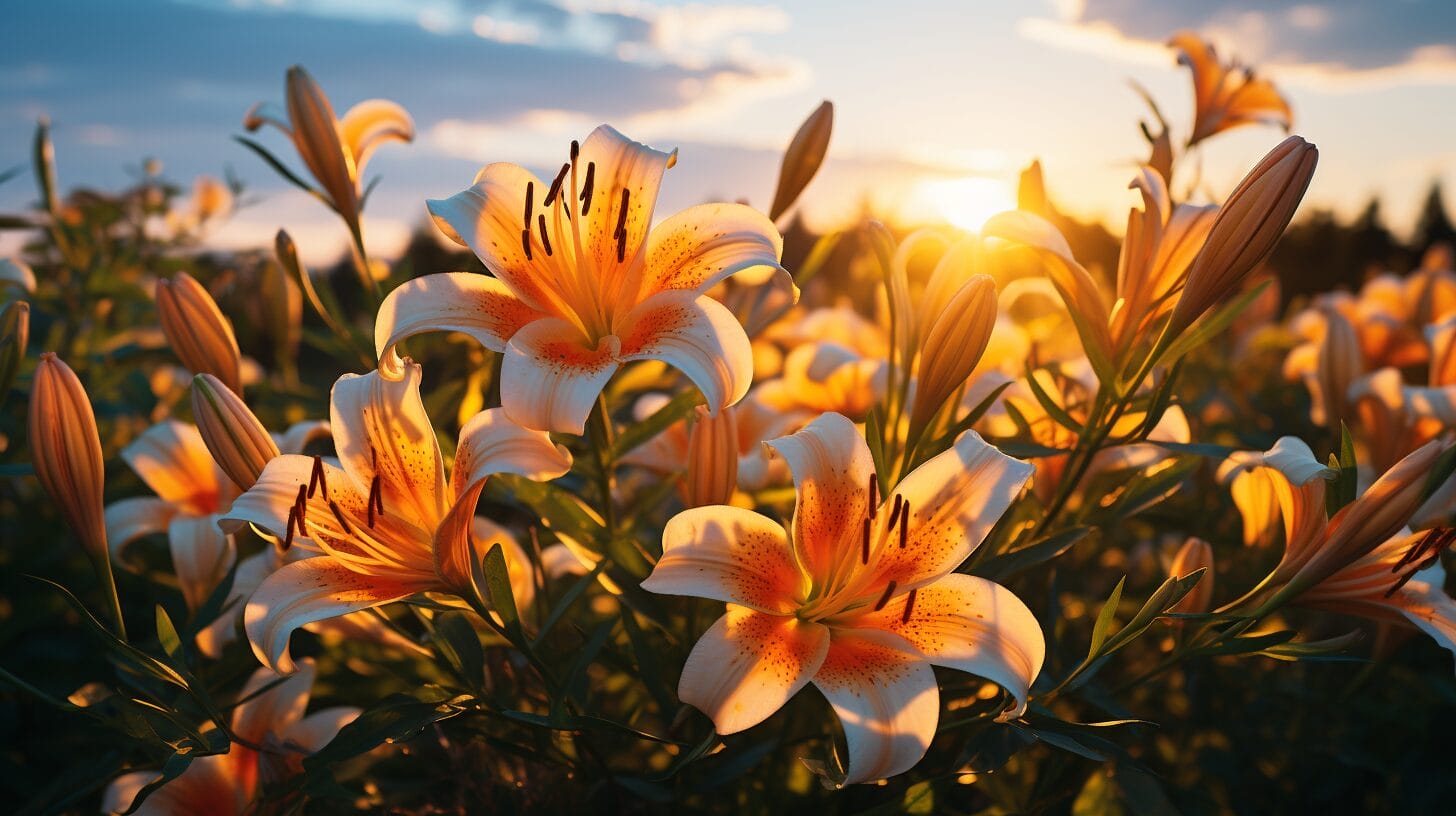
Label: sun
xmin=918 ymin=176 xmax=1017 ymax=232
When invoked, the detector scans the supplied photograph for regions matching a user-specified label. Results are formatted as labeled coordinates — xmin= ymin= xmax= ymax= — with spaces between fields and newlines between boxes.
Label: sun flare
xmin=919 ymin=176 xmax=1017 ymax=232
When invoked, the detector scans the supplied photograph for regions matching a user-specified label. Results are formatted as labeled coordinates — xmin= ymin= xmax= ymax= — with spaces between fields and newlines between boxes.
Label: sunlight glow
xmin=917 ymin=176 xmax=1017 ymax=232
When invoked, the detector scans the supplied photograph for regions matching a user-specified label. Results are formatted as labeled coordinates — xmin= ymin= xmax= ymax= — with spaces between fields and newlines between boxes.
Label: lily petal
xmin=644 ymin=505 xmax=805 ymax=614
xmin=617 ymin=290 xmax=753 ymax=416
xmin=678 ymin=605 xmax=830 ymax=735
xmin=338 ymin=98 xmax=413 ymax=173
xmin=196 ymin=549 xmax=273 ymax=658
xmin=500 ymin=317 xmax=621 ymax=434
xmin=245 ymin=556 xmax=424 ymax=673
xmin=102 ymin=754 xmax=242 ymax=816
xmin=331 ymin=364 xmax=447 ymax=528
xmin=283 ymin=706 xmax=362 ymax=753
xmin=812 ymin=629 xmax=939 ymax=785
xmin=105 ymin=497 xmax=177 ymax=561
xmin=764 ymin=412 xmax=877 ymax=584
xmin=640 ymin=202 xmax=784 ymax=298
xmin=376 ymin=272 xmax=546 ymax=375
xmin=849 ymin=574 xmax=1044 ymax=717
xmin=872 ymin=429 xmax=1034 ymax=589
xmin=426 ymin=162 xmax=571 ymax=317
xmin=121 ymin=420 xmax=223 ymax=515
xmin=168 ymin=514 xmax=237 ymax=612
xmin=577 ymin=124 xmax=676 ymax=306
xmin=451 ymin=407 xmax=573 ymax=502
xmin=232 ymin=661 xmax=315 ymax=745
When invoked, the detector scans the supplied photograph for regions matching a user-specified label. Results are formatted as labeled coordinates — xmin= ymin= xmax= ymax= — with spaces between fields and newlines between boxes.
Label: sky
xmin=5 ymin=0 xmax=1456 ymax=264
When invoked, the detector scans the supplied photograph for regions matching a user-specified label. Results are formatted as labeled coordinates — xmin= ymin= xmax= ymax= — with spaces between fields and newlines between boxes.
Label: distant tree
xmin=1414 ymin=181 xmax=1456 ymax=256
xmin=1350 ymin=197 xmax=1400 ymax=278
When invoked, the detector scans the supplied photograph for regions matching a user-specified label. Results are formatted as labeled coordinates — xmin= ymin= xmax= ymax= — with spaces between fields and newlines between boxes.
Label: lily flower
xmin=642 ymin=413 xmax=1043 ymax=784
xmin=223 ymin=361 xmax=572 ymax=672
xmin=374 ymin=125 xmax=784 ymax=434
xmin=244 ymin=66 xmax=414 ymax=235
xmin=29 ymin=353 xmax=109 ymax=564
xmin=156 ymin=272 xmax=243 ymax=395
xmin=1169 ymin=31 xmax=1293 ymax=146
xmin=102 ymin=660 xmax=358 ymax=815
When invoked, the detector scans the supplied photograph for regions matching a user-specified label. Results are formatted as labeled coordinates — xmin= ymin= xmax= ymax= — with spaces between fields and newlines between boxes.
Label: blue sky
xmin=6 ymin=0 xmax=1456 ymax=262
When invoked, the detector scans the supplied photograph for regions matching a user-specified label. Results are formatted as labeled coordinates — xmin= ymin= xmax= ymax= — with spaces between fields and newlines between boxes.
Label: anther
xmin=614 ymin=188 xmax=630 ymax=262
xmin=283 ymin=503 xmax=297 ymax=550
xmin=367 ymin=474 xmax=383 ymax=528
xmin=538 ymin=214 xmax=553 ymax=256
xmin=872 ymin=581 xmax=898 ymax=612
xmin=328 ymin=499 xmax=354 ymax=534
xmin=570 ymin=140 xmax=580 ymax=162
xmin=861 ymin=517 xmax=871 ymax=564
xmin=523 ymin=181 xmax=534 ymax=227
xmin=521 ymin=228 xmax=533 ymax=261
xmin=868 ymin=474 xmax=879 ymax=520
xmin=889 ymin=494 xmax=904 ymax=528
xmin=901 ymin=589 xmax=918 ymax=623
xmin=579 ymin=161 xmax=596 ymax=216
xmin=308 ymin=455 xmax=328 ymax=499
xmin=294 ymin=483 xmax=308 ymax=526
xmin=899 ymin=501 xmax=911 ymax=548
xmin=544 ymin=163 xmax=569 ymax=206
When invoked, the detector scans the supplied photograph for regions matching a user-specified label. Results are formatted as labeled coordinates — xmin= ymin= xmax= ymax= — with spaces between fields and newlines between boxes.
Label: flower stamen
xmin=901 ymin=588 xmax=918 ymax=623
xmin=872 ymin=580 xmax=897 ymax=612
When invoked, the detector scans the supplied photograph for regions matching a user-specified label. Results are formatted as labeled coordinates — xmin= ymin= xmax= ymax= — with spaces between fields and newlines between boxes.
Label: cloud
xmin=1024 ymin=0 xmax=1456 ymax=88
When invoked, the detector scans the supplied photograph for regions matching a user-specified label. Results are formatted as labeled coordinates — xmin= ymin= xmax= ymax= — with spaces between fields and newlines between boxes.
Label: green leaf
xmin=620 ymin=607 xmax=674 ymax=718
xmin=973 ymin=526 xmax=1093 ymax=582
xmin=1421 ymin=442 xmax=1456 ymax=508
xmin=486 ymin=475 xmax=605 ymax=554
xmin=154 ymin=605 xmax=181 ymax=657
xmin=1024 ymin=364 xmax=1084 ymax=434
xmin=865 ymin=408 xmax=890 ymax=487
xmin=432 ymin=611 xmax=484 ymax=689
xmin=562 ymin=621 xmax=614 ymax=706
xmin=35 ymin=577 xmax=191 ymax=692
xmin=1088 ymin=577 xmax=1126 ymax=660
xmin=1101 ymin=569 xmax=1206 ymax=655
xmin=1326 ymin=423 xmax=1359 ymax=516
xmin=532 ymin=559 xmax=608 ymax=648
xmin=1094 ymin=457 xmax=1199 ymax=521
xmin=610 ymin=388 xmax=703 ymax=460
xmin=304 ymin=690 xmax=471 ymax=772
xmin=1255 ymin=630 xmax=1365 ymax=662
xmin=473 ymin=542 xmax=523 ymax=639
xmin=234 ymin=136 xmax=327 ymax=203
xmin=792 ymin=230 xmax=843 ymax=287
xmin=994 ymin=439 xmax=1074 ymax=459
xmin=1159 ymin=279 xmax=1272 ymax=366
xmin=1151 ymin=440 xmax=1242 ymax=459
xmin=928 ymin=379 xmax=1014 ymax=452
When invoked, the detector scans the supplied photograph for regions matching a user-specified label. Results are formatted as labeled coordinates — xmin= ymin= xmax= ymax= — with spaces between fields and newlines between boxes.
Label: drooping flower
xmin=102 ymin=660 xmax=358 ymax=816
xmin=374 ymin=125 xmax=785 ymax=434
xmin=1169 ymin=31 xmax=1293 ymax=146
xmin=223 ymin=362 xmax=572 ymax=671
xmin=642 ymin=413 xmax=1043 ymax=784
xmin=244 ymin=66 xmax=413 ymax=235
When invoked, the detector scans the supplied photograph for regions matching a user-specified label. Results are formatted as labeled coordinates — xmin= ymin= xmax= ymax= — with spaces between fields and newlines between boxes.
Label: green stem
xmin=588 ymin=394 xmax=618 ymax=539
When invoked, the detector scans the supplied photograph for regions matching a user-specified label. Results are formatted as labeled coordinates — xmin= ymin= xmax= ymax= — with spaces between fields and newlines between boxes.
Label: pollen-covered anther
xmin=523 ymin=180 xmax=534 ymax=228
xmin=367 ymin=473 xmax=385 ymax=528
xmin=901 ymin=588 xmax=919 ymax=623
xmin=861 ymin=517 xmax=871 ymax=564
xmin=899 ymin=501 xmax=911 ymax=548
xmin=328 ymin=499 xmax=354 ymax=535
xmin=308 ymin=455 xmax=328 ymax=499
xmin=867 ymin=474 xmax=879 ymax=520
xmin=1386 ymin=527 xmax=1456 ymax=597
xmin=872 ymin=580 xmax=898 ymax=612
xmin=544 ymin=163 xmax=569 ymax=206
xmin=538 ymin=214 xmax=553 ymax=256
xmin=521 ymin=228 xmax=533 ymax=261
xmin=614 ymin=188 xmax=631 ymax=262
xmin=579 ymin=161 xmax=596 ymax=216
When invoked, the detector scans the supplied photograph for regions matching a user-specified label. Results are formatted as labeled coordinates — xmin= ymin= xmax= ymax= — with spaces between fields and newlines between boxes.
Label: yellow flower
xmin=643 ymin=413 xmax=1043 ymax=784
xmin=223 ymin=361 xmax=571 ymax=672
xmin=376 ymin=125 xmax=784 ymax=434
xmin=245 ymin=66 xmax=414 ymax=234
xmin=1169 ymin=31 xmax=1293 ymax=146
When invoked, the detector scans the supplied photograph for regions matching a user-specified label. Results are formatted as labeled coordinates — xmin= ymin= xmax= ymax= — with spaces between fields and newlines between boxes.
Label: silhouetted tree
xmin=1414 ymin=181 xmax=1456 ymax=257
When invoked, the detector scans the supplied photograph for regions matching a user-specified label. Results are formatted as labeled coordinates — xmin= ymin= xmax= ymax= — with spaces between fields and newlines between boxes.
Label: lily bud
xmin=909 ymin=275 xmax=997 ymax=439
xmin=0 ymin=300 xmax=28 ymax=404
xmin=28 ymin=353 xmax=107 ymax=560
xmin=1310 ymin=309 xmax=1361 ymax=431
xmin=1017 ymin=160 xmax=1050 ymax=218
xmin=1168 ymin=537 xmax=1215 ymax=614
xmin=156 ymin=272 xmax=242 ymax=393
xmin=1170 ymin=136 xmax=1317 ymax=335
xmin=285 ymin=66 xmax=361 ymax=232
xmin=192 ymin=373 xmax=278 ymax=491
xmin=769 ymin=100 xmax=832 ymax=221
xmin=685 ymin=405 xmax=739 ymax=508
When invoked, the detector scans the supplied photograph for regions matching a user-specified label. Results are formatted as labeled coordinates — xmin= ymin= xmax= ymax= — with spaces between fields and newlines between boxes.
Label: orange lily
xmin=642 ymin=413 xmax=1043 ymax=784
xmin=375 ymin=125 xmax=784 ymax=434
xmin=1169 ymin=31 xmax=1293 ymax=146
xmin=223 ymin=362 xmax=572 ymax=671
xmin=102 ymin=660 xmax=357 ymax=815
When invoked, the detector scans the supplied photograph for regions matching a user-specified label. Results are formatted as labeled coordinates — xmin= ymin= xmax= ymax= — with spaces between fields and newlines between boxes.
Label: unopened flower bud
xmin=192 ymin=373 xmax=278 ymax=491
xmin=769 ymin=100 xmax=832 ymax=221
xmin=28 ymin=353 xmax=107 ymax=560
xmin=156 ymin=272 xmax=242 ymax=393
xmin=0 ymin=300 xmax=28 ymax=404
xmin=909 ymin=275 xmax=997 ymax=438
xmin=1168 ymin=537 xmax=1215 ymax=614
xmin=1170 ymin=136 xmax=1316 ymax=334
xmin=1310 ymin=309 xmax=1361 ymax=430
xmin=685 ymin=405 xmax=739 ymax=508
